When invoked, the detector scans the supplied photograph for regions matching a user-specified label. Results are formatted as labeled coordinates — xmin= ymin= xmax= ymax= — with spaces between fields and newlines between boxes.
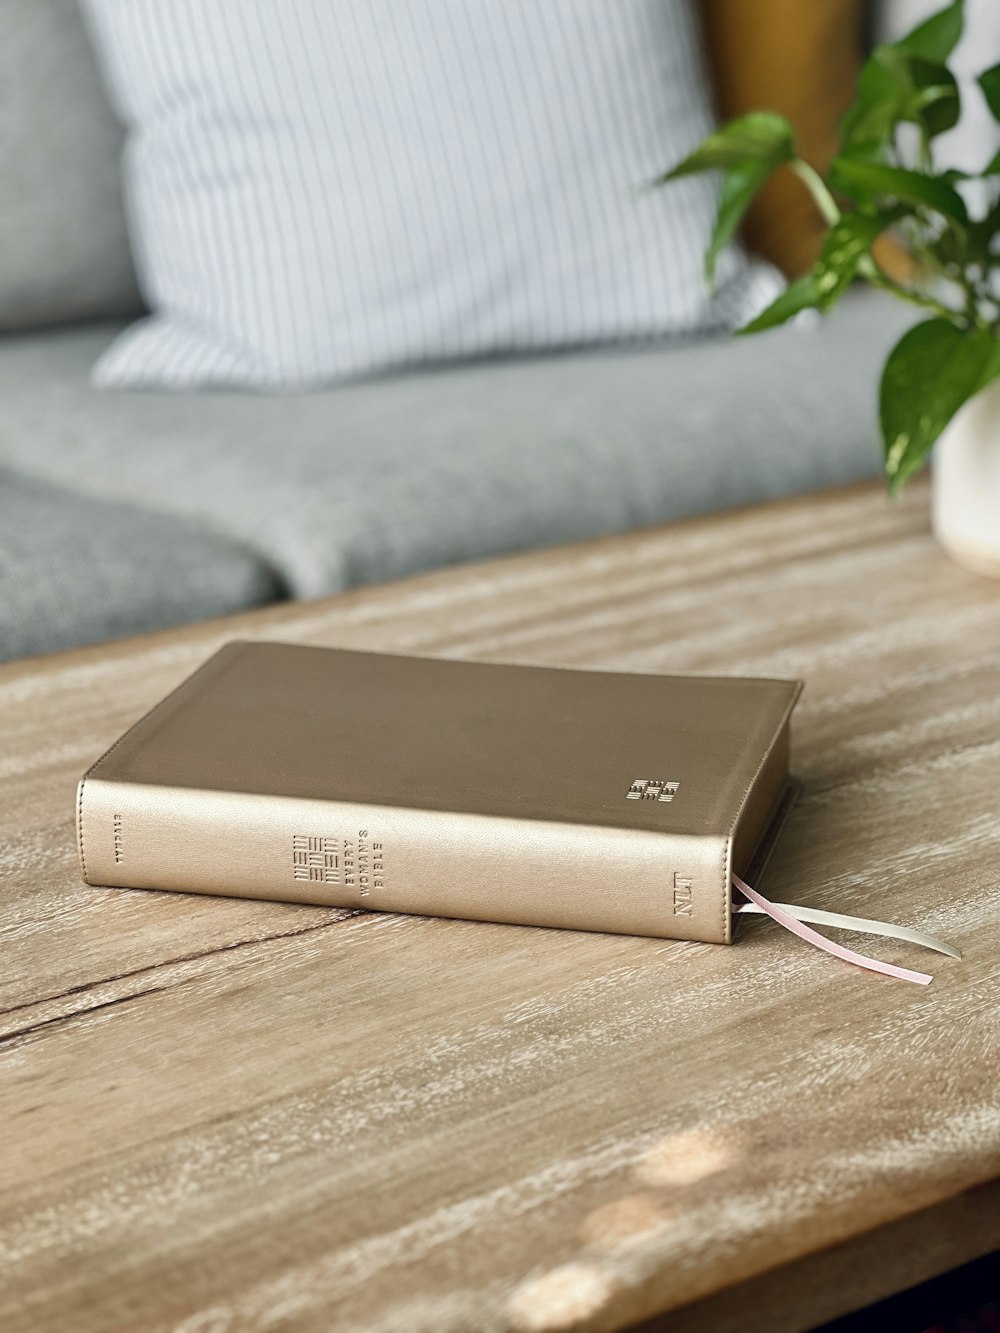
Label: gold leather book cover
xmin=77 ymin=641 xmax=801 ymax=943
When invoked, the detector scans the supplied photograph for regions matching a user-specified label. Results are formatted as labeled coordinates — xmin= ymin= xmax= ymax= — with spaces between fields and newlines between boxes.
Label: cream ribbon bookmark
xmin=732 ymin=873 xmax=960 ymax=986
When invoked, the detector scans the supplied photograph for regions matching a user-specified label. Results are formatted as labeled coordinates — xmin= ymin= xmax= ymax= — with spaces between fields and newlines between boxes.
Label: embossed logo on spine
xmin=626 ymin=778 xmax=679 ymax=802
xmin=292 ymin=831 xmax=386 ymax=896
xmin=113 ymin=813 xmax=124 ymax=863
xmin=292 ymin=835 xmax=340 ymax=883
xmin=672 ymin=873 xmax=693 ymax=916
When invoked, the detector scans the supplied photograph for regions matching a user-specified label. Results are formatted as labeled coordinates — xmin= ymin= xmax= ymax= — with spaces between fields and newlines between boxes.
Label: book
xmin=77 ymin=641 xmax=801 ymax=943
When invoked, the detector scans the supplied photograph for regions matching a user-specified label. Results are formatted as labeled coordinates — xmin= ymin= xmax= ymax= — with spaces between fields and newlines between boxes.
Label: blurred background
xmin=1 ymin=7 xmax=998 ymax=1329
xmin=1 ymin=0 xmax=998 ymax=664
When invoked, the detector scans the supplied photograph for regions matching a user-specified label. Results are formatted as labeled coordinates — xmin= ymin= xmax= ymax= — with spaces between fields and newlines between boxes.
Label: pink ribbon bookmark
xmin=732 ymin=873 xmax=935 ymax=985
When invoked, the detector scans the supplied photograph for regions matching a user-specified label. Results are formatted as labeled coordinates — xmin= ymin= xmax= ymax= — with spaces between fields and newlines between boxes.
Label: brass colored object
xmin=78 ymin=641 xmax=800 ymax=942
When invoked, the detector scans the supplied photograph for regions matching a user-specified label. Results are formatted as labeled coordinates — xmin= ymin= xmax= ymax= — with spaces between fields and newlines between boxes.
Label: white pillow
xmin=82 ymin=0 xmax=778 ymax=391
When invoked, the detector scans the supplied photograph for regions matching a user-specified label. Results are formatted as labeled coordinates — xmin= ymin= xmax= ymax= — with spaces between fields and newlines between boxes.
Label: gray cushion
xmin=0 ymin=289 xmax=914 ymax=604
xmin=0 ymin=0 xmax=142 ymax=331
xmin=0 ymin=471 xmax=278 ymax=662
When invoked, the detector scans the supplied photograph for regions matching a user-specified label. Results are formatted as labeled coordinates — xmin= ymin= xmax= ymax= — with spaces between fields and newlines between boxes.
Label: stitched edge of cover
xmin=721 ymin=834 xmax=729 ymax=944
xmin=76 ymin=776 xmax=89 ymax=882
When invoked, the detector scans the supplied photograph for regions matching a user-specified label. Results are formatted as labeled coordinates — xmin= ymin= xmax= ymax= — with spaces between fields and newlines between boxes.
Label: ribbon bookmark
xmin=731 ymin=873 xmax=960 ymax=986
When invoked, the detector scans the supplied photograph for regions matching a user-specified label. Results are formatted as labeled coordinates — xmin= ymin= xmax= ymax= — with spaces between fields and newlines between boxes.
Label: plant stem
xmin=917 ymin=128 xmax=933 ymax=175
xmin=903 ymin=219 xmax=952 ymax=284
xmin=790 ymin=160 xmax=840 ymax=226
xmin=857 ymin=255 xmax=964 ymax=326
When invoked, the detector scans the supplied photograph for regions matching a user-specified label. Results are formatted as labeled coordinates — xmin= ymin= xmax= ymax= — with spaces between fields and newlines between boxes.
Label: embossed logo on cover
xmin=626 ymin=778 xmax=679 ymax=803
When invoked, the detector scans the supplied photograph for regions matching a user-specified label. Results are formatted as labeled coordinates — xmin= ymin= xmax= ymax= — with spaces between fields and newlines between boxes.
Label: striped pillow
xmin=82 ymin=0 xmax=778 ymax=391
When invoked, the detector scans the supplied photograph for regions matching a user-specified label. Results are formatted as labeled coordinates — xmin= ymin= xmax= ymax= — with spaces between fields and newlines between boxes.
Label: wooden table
xmin=2 ymin=478 xmax=998 ymax=1333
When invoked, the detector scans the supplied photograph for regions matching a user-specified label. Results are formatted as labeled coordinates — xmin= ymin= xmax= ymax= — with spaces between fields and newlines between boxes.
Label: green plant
xmin=657 ymin=0 xmax=1000 ymax=492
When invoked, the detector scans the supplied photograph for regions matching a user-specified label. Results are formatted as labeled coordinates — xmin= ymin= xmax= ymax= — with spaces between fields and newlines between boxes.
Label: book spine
xmin=77 ymin=777 xmax=730 ymax=943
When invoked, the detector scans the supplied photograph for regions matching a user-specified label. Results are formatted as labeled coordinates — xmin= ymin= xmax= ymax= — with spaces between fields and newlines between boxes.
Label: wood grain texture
xmin=1 ymin=478 xmax=998 ymax=1333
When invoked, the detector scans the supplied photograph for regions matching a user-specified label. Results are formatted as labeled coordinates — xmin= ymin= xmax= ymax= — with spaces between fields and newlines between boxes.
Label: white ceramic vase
xmin=931 ymin=377 xmax=1000 ymax=579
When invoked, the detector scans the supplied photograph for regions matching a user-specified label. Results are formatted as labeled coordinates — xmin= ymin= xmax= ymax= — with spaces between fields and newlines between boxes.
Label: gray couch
xmin=0 ymin=1 xmax=913 ymax=663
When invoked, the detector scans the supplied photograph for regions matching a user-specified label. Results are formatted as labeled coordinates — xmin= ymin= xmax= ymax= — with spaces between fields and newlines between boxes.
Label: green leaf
xmin=840 ymin=50 xmax=906 ymax=156
xmin=928 ymin=223 xmax=968 ymax=271
xmin=813 ymin=211 xmax=898 ymax=310
xmin=908 ymin=59 xmax=962 ymax=138
xmin=737 ymin=274 xmax=821 ymax=335
xmin=880 ymin=319 xmax=1000 ymax=492
xmin=737 ymin=210 xmax=899 ymax=335
xmin=983 ymin=146 xmax=1000 ymax=175
xmin=656 ymin=112 xmax=794 ymax=180
xmin=829 ymin=157 xmax=968 ymax=224
xmin=840 ymin=48 xmax=960 ymax=157
xmin=655 ymin=112 xmax=796 ymax=285
xmin=703 ymin=161 xmax=771 ymax=282
xmin=895 ymin=0 xmax=964 ymax=62
xmin=965 ymin=196 xmax=1000 ymax=268
xmin=978 ymin=63 xmax=1000 ymax=121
